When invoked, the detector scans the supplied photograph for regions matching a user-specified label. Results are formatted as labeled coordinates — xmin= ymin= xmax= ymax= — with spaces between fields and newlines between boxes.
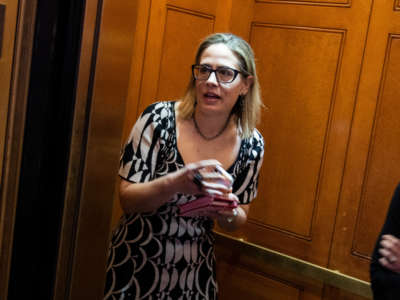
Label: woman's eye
xmin=199 ymin=66 xmax=210 ymax=74
xmin=218 ymin=68 xmax=233 ymax=77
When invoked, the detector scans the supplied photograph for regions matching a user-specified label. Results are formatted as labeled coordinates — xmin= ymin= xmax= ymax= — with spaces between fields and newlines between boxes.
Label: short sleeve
xmin=233 ymin=129 xmax=265 ymax=204
xmin=119 ymin=103 xmax=162 ymax=183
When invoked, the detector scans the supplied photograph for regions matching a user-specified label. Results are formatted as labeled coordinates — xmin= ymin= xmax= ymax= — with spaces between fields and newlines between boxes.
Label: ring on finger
xmin=226 ymin=209 xmax=238 ymax=223
xmin=192 ymin=172 xmax=203 ymax=189
xmin=233 ymin=208 xmax=238 ymax=217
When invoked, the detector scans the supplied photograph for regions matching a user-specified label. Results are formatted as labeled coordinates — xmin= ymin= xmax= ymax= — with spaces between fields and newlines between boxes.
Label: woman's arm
xmin=119 ymin=160 xmax=232 ymax=214
xmin=216 ymin=204 xmax=249 ymax=232
xmin=214 ymin=130 xmax=264 ymax=231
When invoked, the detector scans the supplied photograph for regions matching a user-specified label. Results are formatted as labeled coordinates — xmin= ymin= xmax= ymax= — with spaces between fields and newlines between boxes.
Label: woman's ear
xmin=241 ymin=75 xmax=254 ymax=95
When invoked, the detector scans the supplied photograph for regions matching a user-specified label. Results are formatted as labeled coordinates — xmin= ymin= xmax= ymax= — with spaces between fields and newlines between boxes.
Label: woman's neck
xmin=193 ymin=110 xmax=235 ymax=141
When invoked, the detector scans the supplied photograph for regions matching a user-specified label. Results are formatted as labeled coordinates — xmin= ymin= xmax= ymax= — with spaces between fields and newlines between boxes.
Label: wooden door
xmin=235 ymin=0 xmax=373 ymax=268
xmin=329 ymin=0 xmax=400 ymax=281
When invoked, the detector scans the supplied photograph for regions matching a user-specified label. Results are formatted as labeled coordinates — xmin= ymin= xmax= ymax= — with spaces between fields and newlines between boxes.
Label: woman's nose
xmin=206 ymin=71 xmax=219 ymax=85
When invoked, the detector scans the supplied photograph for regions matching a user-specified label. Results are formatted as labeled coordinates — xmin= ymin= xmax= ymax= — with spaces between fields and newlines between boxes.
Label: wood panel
xmin=330 ymin=0 xmax=400 ymax=280
xmin=256 ymin=0 xmax=350 ymax=6
xmin=322 ymin=286 xmax=369 ymax=300
xmin=135 ymin=0 xmax=217 ymax=122
xmin=353 ymin=36 xmax=400 ymax=256
xmin=218 ymin=260 xmax=301 ymax=300
xmin=156 ymin=7 xmax=214 ymax=100
xmin=0 ymin=0 xmax=19 ymax=188
xmin=250 ymin=24 xmax=344 ymax=238
xmin=215 ymin=235 xmax=325 ymax=300
xmin=223 ymin=1 xmax=373 ymax=273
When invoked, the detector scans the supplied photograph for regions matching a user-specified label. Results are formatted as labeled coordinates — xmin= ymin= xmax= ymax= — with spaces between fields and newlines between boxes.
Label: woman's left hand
xmin=216 ymin=196 xmax=249 ymax=232
xmin=378 ymin=234 xmax=400 ymax=273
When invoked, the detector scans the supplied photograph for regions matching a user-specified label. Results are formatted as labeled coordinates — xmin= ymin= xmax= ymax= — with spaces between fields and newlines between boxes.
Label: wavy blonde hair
xmin=177 ymin=33 xmax=262 ymax=139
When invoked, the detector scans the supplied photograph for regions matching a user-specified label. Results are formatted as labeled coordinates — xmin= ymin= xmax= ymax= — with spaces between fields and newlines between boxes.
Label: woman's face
xmin=194 ymin=43 xmax=252 ymax=117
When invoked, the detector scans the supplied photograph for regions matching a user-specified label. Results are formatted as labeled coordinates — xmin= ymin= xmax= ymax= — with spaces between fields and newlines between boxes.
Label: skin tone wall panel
xmin=156 ymin=7 xmax=214 ymax=100
xmin=249 ymin=24 xmax=343 ymax=237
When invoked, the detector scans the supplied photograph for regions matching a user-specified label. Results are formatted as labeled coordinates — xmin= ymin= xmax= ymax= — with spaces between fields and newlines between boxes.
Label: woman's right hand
xmin=119 ymin=159 xmax=233 ymax=214
xmin=168 ymin=159 xmax=233 ymax=197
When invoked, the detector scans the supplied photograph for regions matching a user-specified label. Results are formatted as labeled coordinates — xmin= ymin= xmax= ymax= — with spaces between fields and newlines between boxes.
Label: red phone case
xmin=178 ymin=196 xmax=238 ymax=216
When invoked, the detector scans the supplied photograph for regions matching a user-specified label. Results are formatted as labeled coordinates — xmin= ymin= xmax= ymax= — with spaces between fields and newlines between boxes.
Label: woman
xmin=104 ymin=33 xmax=264 ymax=299
xmin=370 ymin=183 xmax=400 ymax=299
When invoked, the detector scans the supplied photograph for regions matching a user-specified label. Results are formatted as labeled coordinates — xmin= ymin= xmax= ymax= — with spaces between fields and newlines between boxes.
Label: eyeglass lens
xmin=193 ymin=65 xmax=237 ymax=83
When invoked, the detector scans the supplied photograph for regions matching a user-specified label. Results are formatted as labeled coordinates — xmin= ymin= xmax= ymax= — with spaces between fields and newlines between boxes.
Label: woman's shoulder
xmin=251 ymin=128 xmax=264 ymax=143
xmin=137 ymin=100 xmax=177 ymax=126
xmin=242 ymin=128 xmax=264 ymax=160
xmin=141 ymin=100 xmax=176 ymax=118
xmin=134 ymin=101 xmax=178 ymax=137
xmin=246 ymin=128 xmax=264 ymax=148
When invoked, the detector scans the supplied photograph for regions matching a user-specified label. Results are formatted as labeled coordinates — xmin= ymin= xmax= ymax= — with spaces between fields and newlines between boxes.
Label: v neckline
xmin=172 ymin=101 xmax=243 ymax=174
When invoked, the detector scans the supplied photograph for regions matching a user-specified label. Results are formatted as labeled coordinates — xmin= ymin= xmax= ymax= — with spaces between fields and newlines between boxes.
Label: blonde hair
xmin=178 ymin=33 xmax=262 ymax=139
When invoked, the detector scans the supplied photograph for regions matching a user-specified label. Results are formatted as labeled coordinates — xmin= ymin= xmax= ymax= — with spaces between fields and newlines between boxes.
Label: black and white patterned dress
xmin=104 ymin=101 xmax=264 ymax=300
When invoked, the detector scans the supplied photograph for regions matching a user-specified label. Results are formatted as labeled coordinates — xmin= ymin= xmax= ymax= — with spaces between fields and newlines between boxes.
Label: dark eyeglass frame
xmin=191 ymin=64 xmax=243 ymax=84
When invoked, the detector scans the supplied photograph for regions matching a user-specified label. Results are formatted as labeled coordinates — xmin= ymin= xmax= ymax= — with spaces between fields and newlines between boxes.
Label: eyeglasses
xmin=192 ymin=64 xmax=242 ymax=83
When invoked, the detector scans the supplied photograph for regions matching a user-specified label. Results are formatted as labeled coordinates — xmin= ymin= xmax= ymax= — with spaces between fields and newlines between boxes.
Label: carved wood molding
xmin=395 ymin=0 xmax=400 ymax=11
xmin=215 ymin=231 xmax=373 ymax=299
xmin=249 ymin=22 xmax=346 ymax=241
xmin=166 ymin=4 xmax=215 ymax=20
xmin=255 ymin=0 xmax=351 ymax=8
xmin=251 ymin=22 xmax=346 ymax=36
xmin=352 ymin=34 xmax=400 ymax=259
xmin=154 ymin=5 xmax=215 ymax=100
